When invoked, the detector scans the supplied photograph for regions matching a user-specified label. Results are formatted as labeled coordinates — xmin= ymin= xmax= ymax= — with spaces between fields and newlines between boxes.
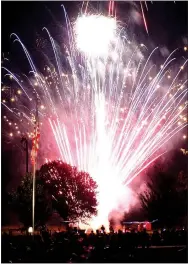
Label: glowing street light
xmin=28 ymin=227 xmax=33 ymax=233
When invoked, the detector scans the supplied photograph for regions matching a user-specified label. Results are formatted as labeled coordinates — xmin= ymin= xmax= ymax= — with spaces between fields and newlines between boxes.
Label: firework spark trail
xmin=2 ymin=13 xmax=187 ymax=229
xmin=140 ymin=1 xmax=149 ymax=35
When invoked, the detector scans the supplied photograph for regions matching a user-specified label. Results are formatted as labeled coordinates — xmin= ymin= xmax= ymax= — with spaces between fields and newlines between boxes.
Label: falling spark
xmin=140 ymin=1 xmax=149 ymax=35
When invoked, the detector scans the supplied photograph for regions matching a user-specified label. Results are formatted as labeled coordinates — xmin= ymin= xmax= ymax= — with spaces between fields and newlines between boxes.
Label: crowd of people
xmin=2 ymin=226 xmax=187 ymax=263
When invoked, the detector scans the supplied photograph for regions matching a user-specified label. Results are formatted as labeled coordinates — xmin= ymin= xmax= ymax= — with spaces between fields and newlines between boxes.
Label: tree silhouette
xmin=39 ymin=160 xmax=98 ymax=222
xmin=140 ymin=162 xmax=187 ymax=227
xmin=8 ymin=173 xmax=52 ymax=228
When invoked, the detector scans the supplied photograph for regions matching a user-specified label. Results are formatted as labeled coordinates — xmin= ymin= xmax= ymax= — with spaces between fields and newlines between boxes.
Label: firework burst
xmin=2 ymin=10 xmax=188 ymax=230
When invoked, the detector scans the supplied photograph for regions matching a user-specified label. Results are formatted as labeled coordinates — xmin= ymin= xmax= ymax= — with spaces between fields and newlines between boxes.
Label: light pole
xmin=32 ymin=97 xmax=40 ymax=236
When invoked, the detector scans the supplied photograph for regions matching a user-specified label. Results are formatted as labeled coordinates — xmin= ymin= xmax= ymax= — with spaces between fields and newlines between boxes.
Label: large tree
xmin=39 ymin=160 xmax=98 ymax=222
xmin=8 ymin=173 xmax=52 ymax=228
xmin=139 ymin=159 xmax=187 ymax=227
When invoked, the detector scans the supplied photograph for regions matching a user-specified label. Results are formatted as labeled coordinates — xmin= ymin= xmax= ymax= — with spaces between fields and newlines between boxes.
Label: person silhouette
xmin=101 ymin=225 xmax=105 ymax=233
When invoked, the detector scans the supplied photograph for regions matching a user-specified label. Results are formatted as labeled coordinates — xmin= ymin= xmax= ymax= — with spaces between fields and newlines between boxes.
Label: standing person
xmin=101 ymin=225 xmax=105 ymax=233
xmin=141 ymin=229 xmax=149 ymax=249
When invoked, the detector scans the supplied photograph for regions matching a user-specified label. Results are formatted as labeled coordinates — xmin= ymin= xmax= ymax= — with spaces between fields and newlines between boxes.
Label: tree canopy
xmin=139 ymin=158 xmax=187 ymax=227
xmin=8 ymin=173 xmax=52 ymax=228
xmin=39 ymin=160 xmax=98 ymax=222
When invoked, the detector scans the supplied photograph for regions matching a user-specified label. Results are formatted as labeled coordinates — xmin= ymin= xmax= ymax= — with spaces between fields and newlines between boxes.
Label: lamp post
xmin=32 ymin=97 xmax=40 ymax=236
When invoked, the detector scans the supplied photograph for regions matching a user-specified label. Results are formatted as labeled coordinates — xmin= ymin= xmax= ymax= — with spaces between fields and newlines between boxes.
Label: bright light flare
xmin=75 ymin=15 xmax=117 ymax=56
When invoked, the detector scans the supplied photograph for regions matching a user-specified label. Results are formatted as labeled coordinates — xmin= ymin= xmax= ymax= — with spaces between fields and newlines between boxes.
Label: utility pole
xmin=21 ymin=136 xmax=29 ymax=174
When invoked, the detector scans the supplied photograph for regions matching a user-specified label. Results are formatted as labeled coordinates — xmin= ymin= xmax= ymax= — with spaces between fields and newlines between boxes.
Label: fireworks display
xmin=2 ymin=6 xmax=188 ymax=230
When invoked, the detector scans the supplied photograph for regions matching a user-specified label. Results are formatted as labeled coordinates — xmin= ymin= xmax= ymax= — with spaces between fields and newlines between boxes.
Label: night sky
xmin=1 ymin=1 xmax=188 ymax=224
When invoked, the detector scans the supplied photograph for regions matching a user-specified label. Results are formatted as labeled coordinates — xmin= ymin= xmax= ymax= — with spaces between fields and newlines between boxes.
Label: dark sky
xmin=1 ymin=1 xmax=188 ymax=224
